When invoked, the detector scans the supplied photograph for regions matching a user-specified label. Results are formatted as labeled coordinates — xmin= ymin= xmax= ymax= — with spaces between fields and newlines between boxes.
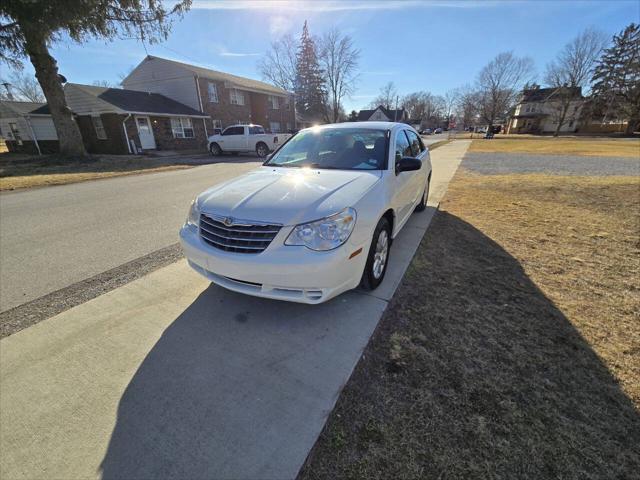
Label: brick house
xmin=62 ymin=83 xmax=210 ymax=154
xmin=122 ymin=55 xmax=296 ymax=134
xmin=1 ymin=85 xmax=210 ymax=155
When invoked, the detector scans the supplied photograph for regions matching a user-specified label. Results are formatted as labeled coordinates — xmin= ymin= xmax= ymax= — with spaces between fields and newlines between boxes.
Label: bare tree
xmin=0 ymin=70 xmax=44 ymax=102
xmin=117 ymin=65 xmax=135 ymax=85
xmin=369 ymin=81 xmax=398 ymax=109
xmin=258 ymin=33 xmax=298 ymax=92
xmin=92 ymin=80 xmax=115 ymax=88
xmin=476 ymin=52 xmax=535 ymax=131
xmin=318 ymin=28 xmax=360 ymax=123
xmin=545 ymin=27 xmax=608 ymax=136
xmin=403 ymin=91 xmax=429 ymax=121
xmin=442 ymin=89 xmax=459 ymax=126
xmin=456 ymin=85 xmax=481 ymax=129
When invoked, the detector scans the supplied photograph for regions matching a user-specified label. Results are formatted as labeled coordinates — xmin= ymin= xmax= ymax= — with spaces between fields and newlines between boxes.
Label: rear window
xmin=249 ymin=126 xmax=265 ymax=135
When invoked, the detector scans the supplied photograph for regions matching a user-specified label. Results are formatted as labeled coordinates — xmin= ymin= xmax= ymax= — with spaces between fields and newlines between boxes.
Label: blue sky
xmin=25 ymin=0 xmax=640 ymax=112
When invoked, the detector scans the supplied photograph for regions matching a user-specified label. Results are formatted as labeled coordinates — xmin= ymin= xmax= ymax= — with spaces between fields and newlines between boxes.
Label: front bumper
xmin=179 ymin=225 xmax=368 ymax=304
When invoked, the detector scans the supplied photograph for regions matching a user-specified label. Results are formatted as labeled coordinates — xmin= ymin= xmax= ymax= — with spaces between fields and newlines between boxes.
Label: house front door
xmin=136 ymin=116 xmax=156 ymax=150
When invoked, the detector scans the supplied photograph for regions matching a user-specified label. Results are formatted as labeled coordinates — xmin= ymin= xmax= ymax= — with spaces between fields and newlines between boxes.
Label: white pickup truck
xmin=208 ymin=124 xmax=292 ymax=158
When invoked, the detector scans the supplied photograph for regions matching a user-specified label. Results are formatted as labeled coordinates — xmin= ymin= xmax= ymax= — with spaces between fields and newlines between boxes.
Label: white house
xmin=0 ymin=101 xmax=58 ymax=154
xmin=507 ymin=86 xmax=584 ymax=134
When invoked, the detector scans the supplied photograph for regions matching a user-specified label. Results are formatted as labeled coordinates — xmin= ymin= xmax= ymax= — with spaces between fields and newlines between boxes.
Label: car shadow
xmin=97 ymin=284 xmax=387 ymax=480
xmin=301 ymin=211 xmax=640 ymax=478
xmin=99 ymin=212 xmax=639 ymax=479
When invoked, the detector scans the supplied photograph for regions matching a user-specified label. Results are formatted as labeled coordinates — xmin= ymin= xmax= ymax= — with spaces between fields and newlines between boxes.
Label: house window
xmin=8 ymin=122 xmax=21 ymax=141
xmin=269 ymin=96 xmax=279 ymax=109
xmin=211 ymin=118 xmax=222 ymax=134
xmin=208 ymin=82 xmax=218 ymax=103
xmin=269 ymin=121 xmax=281 ymax=133
xmin=91 ymin=115 xmax=107 ymax=140
xmin=171 ymin=117 xmax=194 ymax=138
xmin=230 ymin=89 xmax=245 ymax=106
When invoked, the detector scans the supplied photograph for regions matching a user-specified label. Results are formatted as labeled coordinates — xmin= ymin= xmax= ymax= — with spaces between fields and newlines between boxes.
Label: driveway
xmin=0 ymin=141 xmax=470 ymax=480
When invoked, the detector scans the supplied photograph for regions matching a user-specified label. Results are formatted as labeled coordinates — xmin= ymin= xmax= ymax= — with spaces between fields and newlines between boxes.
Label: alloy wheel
xmin=372 ymin=230 xmax=389 ymax=279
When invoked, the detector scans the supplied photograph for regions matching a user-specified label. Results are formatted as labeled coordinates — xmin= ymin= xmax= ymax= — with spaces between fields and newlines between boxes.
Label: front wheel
xmin=210 ymin=143 xmax=222 ymax=156
xmin=256 ymin=142 xmax=269 ymax=158
xmin=361 ymin=217 xmax=391 ymax=290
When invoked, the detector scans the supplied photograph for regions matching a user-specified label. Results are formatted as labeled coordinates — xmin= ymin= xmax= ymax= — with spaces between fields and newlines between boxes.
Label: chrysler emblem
xmin=223 ymin=216 xmax=234 ymax=227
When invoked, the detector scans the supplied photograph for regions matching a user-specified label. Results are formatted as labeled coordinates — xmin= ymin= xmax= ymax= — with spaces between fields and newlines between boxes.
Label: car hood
xmin=197 ymin=166 xmax=381 ymax=226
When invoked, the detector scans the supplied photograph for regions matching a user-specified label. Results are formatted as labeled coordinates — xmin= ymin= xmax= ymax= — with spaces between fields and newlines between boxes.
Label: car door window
xmin=222 ymin=126 xmax=243 ymax=136
xmin=406 ymin=130 xmax=424 ymax=156
xmin=394 ymin=130 xmax=412 ymax=163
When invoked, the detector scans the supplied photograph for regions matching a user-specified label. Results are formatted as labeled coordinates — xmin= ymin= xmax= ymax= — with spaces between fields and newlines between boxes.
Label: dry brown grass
xmin=0 ymin=154 xmax=197 ymax=190
xmin=300 ymin=170 xmax=640 ymax=479
xmin=469 ymin=137 xmax=640 ymax=157
xmin=444 ymin=172 xmax=640 ymax=401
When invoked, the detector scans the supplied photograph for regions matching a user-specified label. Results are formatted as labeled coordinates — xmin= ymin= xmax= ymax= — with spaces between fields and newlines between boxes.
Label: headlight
xmin=185 ymin=198 xmax=200 ymax=227
xmin=285 ymin=208 xmax=357 ymax=251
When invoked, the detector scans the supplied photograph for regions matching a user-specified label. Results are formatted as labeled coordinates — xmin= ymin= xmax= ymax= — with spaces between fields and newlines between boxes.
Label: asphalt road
xmin=0 ymin=134 xmax=447 ymax=312
xmin=0 ymin=158 xmax=262 ymax=311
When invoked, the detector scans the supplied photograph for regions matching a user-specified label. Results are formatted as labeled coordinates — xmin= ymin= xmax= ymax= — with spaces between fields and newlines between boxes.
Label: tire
xmin=415 ymin=173 xmax=431 ymax=212
xmin=256 ymin=142 xmax=269 ymax=158
xmin=361 ymin=217 xmax=392 ymax=291
xmin=210 ymin=143 xmax=222 ymax=156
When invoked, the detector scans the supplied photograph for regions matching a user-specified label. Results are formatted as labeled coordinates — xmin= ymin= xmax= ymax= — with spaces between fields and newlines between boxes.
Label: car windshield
xmin=265 ymin=128 xmax=388 ymax=170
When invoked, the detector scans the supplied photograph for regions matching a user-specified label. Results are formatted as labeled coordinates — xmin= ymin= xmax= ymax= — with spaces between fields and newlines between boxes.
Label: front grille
xmin=199 ymin=213 xmax=281 ymax=254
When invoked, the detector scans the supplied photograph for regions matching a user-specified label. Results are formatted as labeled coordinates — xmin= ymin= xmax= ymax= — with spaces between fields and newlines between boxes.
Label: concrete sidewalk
xmin=0 ymin=141 xmax=470 ymax=480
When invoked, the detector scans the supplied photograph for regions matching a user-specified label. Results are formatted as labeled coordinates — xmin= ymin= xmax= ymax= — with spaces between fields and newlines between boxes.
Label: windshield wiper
xmin=307 ymin=163 xmax=342 ymax=170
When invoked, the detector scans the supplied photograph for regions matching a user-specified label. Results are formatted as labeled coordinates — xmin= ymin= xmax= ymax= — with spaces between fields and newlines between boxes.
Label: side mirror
xmin=396 ymin=156 xmax=422 ymax=174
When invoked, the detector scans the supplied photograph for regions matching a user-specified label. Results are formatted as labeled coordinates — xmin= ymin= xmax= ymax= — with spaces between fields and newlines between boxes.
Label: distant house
xmin=507 ymin=86 xmax=584 ymax=134
xmin=122 ymin=55 xmax=296 ymax=134
xmin=0 ymin=101 xmax=58 ymax=154
xmin=357 ymin=106 xmax=407 ymax=122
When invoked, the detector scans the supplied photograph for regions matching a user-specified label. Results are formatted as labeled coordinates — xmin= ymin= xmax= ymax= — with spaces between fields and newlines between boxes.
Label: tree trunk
xmin=22 ymin=26 xmax=86 ymax=157
xmin=554 ymin=100 xmax=570 ymax=137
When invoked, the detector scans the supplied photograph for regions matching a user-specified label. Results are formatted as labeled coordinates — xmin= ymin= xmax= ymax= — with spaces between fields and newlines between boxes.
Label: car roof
xmin=303 ymin=121 xmax=412 ymax=131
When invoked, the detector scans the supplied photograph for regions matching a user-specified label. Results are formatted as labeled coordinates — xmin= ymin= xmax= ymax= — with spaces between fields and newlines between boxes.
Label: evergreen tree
xmin=294 ymin=21 xmax=326 ymax=117
xmin=590 ymin=23 xmax=640 ymax=134
xmin=0 ymin=0 xmax=190 ymax=156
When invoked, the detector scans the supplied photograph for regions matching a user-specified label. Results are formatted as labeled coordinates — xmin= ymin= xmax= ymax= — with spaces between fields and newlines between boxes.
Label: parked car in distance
xmin=420 ymin=128 xmax=432 ymax=135
xmin=433 ymin=128 xmax=443 ymax=134
xmin=208 ymin=124 xmax=291 ymax=158
xmin=181 ymin=122 xmax=432 ymax=304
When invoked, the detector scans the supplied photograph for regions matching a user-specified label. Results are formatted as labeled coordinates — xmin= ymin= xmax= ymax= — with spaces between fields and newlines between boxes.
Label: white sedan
xmin=180 ymin=121 xmax=432 ymax=304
